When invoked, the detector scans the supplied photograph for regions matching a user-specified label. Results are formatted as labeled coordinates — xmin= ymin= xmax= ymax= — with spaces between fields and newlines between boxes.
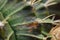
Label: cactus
xmin=0 ymin=0 xmax=60 ymax=40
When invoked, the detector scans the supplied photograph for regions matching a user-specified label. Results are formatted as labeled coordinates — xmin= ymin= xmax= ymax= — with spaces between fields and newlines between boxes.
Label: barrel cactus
xmin=0 ymin=0 xmax=60 ymax=40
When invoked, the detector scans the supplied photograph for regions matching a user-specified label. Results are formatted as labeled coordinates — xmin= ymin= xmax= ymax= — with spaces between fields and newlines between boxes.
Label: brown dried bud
xmin=50 ymin=25 xmax=60 ymax=40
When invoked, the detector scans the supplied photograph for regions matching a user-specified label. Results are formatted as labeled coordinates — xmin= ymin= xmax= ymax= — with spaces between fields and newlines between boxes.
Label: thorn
xmin=0 ymin=21 xmax=5 ymax=29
